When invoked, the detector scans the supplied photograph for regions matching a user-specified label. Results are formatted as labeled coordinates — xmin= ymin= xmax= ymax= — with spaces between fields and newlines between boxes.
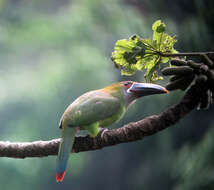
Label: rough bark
xmin=0 ymin=83 xmax=202 ymax=159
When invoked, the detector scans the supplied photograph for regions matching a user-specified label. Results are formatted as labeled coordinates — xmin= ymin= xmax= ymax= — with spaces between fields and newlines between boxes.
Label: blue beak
xmin=128 ymin=82 xmax=168 ymax=97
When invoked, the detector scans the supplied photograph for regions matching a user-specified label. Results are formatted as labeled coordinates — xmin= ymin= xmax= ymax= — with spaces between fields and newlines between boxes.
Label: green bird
xmin=56 ymin=81 xmax=168 ymax=182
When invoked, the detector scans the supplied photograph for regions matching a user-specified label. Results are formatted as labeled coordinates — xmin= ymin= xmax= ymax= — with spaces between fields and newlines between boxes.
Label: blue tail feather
xmin=56 ymin=127 xmax=76 ymax=182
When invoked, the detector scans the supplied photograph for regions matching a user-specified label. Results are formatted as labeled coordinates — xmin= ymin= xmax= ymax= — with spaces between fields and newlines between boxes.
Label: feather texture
xmin=56 ymin=127 xmax=76 ymax=182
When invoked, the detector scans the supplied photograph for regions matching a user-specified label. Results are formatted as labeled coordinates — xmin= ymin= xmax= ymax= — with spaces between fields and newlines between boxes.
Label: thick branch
xmin=0 ymin=84 xmax=202 ymax=159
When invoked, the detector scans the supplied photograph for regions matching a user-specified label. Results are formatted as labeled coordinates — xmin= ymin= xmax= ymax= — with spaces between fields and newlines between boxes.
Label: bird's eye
xmin=123 ymin=82 xmax=132 ymax=87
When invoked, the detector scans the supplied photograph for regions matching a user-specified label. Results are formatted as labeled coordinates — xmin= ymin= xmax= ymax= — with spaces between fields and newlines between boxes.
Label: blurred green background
xmin=0 ymin=0 xmax=214 ymax=189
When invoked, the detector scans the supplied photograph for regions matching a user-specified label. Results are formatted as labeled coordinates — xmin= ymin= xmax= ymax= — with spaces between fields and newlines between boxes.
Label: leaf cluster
xmin=111 ymin=20 xmax=177 ymax=82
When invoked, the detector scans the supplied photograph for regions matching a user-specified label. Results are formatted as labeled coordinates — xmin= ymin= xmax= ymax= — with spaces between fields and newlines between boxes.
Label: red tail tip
xmin=56 ymin=171 xmax=66 ymax=182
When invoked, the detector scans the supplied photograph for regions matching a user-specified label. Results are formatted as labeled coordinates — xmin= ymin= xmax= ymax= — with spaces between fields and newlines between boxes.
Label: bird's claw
xmin=99 ymin=128 xmax=109 ymax=139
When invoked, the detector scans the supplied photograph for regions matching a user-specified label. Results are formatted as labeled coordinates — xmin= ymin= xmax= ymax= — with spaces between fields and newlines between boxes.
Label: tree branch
xmin=160 ymin=51 xmax=214 ymax=58
xmin=0 ymin=83 xmax=203 ymax=159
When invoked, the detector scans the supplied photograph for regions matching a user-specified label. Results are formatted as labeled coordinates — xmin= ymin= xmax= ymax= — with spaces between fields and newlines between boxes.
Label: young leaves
xmin=111 ymin=20 xmax=178 ymax=82
xmin=111 ymin=35 xmax=146 ymax=76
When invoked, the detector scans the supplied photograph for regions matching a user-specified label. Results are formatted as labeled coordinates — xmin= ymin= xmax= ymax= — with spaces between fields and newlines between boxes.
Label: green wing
xmin=64 ymin=90 xmax=123 ymax=127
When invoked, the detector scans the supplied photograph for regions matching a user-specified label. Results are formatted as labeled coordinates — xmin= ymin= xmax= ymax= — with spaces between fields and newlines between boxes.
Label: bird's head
xmin=119 ymin=81 xmax=168 ymax=106
xmin=120 ymin=81 xmax=168 ymax=96
xmin=103 ymin=81 xmax=168 ymax=106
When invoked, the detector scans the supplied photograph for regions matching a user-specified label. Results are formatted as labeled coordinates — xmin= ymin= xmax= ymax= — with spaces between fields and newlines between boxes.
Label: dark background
xmin=0 ymin=0 xmax=213 ymax=189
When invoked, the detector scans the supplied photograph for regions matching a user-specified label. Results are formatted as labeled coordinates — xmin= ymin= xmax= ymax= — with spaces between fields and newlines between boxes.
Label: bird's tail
xmin=56 ymin=126 xmax=76 ymax=182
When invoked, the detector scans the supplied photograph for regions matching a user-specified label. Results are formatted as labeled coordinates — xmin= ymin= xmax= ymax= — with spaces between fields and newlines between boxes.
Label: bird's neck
xmin=122 ymin=88 xmax=138 ymax=107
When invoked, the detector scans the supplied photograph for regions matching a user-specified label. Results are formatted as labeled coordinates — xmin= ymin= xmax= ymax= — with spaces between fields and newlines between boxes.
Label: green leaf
xmin=144 ymin=55 xmax=160 ymax=82
xmin=152 ymin=20 xmax=166 ymax=50
xmin=152 ymin=20 xmax=166 ymax=33
xmin=111 ymin=20 xmax=178 ymax=82
xmin=121 ymin=67 xmax=136 ymax=76
xmin=111 ymin=34 xmax=146 ymax=74
xmin=159 ymin=33 xmax=177 ymax=53
xmin=161 ymin=56 xmax=170 ymax=63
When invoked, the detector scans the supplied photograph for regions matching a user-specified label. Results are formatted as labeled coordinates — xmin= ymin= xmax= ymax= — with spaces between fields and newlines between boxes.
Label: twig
xmin=160 ymin=52 xmax=214 ymax=57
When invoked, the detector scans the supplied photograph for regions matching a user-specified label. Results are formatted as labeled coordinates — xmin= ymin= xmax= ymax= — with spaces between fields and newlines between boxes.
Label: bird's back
xmin=61 ymin=89 xmax=126 ymax=128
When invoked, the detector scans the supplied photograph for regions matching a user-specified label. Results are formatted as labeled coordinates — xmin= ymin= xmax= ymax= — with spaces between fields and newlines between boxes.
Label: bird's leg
xmin=87 ymin=122 xmax=100 ymax=137
xmin=85 ymin=124 xmax=108 ymax=138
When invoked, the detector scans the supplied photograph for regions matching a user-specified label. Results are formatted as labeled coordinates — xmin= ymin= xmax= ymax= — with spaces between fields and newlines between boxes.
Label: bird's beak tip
xmin=164 ymin=89 xmax=169 ymax=94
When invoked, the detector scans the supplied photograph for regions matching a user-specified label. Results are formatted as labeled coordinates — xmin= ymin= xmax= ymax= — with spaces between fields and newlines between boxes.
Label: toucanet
xmin=56 ymin=81 xmax=168 ymax=182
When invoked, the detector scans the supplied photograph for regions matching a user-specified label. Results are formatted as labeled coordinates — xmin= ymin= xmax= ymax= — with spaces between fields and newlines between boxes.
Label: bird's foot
xmin=99 ymin=127 xmax=109 ymax=139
